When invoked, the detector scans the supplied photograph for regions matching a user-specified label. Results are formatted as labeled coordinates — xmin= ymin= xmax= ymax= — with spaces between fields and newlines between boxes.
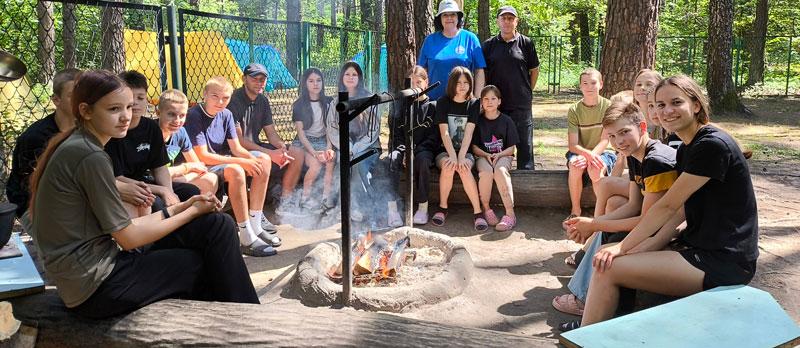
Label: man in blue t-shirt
xmin=184 ymin=77 xmax=280 ymax=257
xmin=418 ymin=0 xmax=486 ymax=100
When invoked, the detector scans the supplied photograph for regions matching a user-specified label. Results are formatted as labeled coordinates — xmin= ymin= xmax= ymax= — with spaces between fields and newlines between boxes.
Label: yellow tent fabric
xmin=123 ymin=29 xmax=243 ymax=103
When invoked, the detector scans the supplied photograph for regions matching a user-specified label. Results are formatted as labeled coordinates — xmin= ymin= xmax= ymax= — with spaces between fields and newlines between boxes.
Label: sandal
xmin=564 ymin=251 xmax=578 ymax=269
xmin=558 ymin=320 xmax=581 ymax=332
xmin=240 ymin=242 xmax=277 ymax=257
xmin=552 ymin=294 xmax=585 ymax=316
xmin=431 ymin=211 xmax=447 ymax=226
xmin=483 ymin=209 xmax=499 ymax=226
xmin=474 ymin=216 xmax=489 ymax=232
xmin=495 ymin=215 xmax=516 ymax=232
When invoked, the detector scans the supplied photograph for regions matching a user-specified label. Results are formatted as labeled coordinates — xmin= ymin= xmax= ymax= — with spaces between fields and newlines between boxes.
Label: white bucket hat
xmin=436 ymin=0 xmax=463 ymax=17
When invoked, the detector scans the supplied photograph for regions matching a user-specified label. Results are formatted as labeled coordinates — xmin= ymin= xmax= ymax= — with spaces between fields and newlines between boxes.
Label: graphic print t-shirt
xmin=435 ymin=97 xmax=479 ymax=151
xmin=472 ymin=113 xmax=519 ymax=154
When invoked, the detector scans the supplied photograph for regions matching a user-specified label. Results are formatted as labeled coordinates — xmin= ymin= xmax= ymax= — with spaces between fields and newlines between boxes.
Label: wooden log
xmin=9 ymin=290 xmax=554 ymax=347
xmin=401 ymin=169 xmax=597 ymax=208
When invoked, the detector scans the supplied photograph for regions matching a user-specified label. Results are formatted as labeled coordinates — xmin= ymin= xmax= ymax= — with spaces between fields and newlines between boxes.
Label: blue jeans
xmin=567 ymin=232 xmax=604 ymax=302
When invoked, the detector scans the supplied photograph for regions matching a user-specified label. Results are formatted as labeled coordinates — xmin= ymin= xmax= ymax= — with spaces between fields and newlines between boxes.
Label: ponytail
xmin=28 ymin=128 xmax=76 ymax=216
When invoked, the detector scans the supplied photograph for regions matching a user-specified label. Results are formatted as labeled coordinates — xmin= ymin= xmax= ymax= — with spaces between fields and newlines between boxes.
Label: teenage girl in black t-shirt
xmin=575 ymin=75 xmax=758 ymax=330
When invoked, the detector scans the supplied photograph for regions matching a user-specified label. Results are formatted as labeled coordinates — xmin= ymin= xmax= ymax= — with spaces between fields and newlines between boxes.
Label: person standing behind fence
xmin=226 ymin=63 xmax=292 ymax=233
xmin=7 ymin=68 xmax=81 ymax=232
xmin=184 ymin=76 xmax=280 ymax=257
xmin=482 ymin=5 xmax=540 ymax=170
xmin=418 ymin=0 xmax=486 ymax=101
xmin=28 ymin=70 xmax=258 ymax=319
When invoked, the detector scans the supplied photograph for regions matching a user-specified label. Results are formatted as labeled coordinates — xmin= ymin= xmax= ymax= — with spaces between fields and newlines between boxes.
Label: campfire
xmin=329 ymin=231 xmax=416 ymax=286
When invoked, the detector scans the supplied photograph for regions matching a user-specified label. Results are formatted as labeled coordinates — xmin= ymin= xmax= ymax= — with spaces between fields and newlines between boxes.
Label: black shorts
xmin=671 ymin=242 xmax=757 ymax=290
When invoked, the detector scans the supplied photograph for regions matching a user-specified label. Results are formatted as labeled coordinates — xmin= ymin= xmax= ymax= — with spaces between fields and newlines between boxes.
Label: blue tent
xmin=224 ymin=39 xmax=298 ymax=91
xmin=352 ymin=43 xmax=388 ymax=92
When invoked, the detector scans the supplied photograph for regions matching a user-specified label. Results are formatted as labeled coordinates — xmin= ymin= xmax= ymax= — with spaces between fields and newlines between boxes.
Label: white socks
xmin=249 ymin=210 xmax=263 ymax=232
xmin=417 ymin=202 xmax=428 ymax=214
xmin=388 ymin=201 xmax=398 ymax=214
xmin=237 ymin=220 xmax=266 ymax=247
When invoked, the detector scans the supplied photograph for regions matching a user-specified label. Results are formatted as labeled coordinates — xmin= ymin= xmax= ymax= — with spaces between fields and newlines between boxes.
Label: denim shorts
xmin=565 ymin=151 xmax=617 ymax=170
xmin=291 ymin=135 xmax=327 ymax=152
xmin=208 ymin=150 xmax=265 ymax=175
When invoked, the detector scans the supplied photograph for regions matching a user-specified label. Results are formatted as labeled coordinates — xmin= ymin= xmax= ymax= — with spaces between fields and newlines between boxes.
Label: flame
xmin=379 ymin=251 xmax=391 ymax=278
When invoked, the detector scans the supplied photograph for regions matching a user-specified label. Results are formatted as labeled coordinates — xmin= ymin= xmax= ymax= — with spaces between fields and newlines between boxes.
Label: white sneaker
xmin=388 ymin=211 xmax=404 ymax=228
xmin=413 ymin=209 xmax=428 ymax=225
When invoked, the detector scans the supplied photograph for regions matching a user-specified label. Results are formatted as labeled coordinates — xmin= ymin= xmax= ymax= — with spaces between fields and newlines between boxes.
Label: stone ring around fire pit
xmin=289 ymin=227 xmax=474 ymax=312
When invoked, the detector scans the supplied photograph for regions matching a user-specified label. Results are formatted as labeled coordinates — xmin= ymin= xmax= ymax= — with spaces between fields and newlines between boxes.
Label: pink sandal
xmin=552 ymin=294 xmax=584 ymax=316
xmin=484 ymin=209 xmax=499 ymax=226
xmin=495 ymin=215 xmax=516 ymax=231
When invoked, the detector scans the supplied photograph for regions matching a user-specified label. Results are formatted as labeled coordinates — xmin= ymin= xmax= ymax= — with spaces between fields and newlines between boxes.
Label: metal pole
xmin=167 ymin=5 xmax=183 ymax=92
xmin=247 ymin=19 xmax=255 ymax=64
xmin=786 ymin=36 xmax=793 ymax=97
xmin=403 ymin=77 xmax=414 ymax=227
xmin=173 ymin=7 xmax=189 ymax=96
xmin=155 ymin=8 xmax=168 ymax=93
xmin=338 ymin=91 xmax=352 ymax=306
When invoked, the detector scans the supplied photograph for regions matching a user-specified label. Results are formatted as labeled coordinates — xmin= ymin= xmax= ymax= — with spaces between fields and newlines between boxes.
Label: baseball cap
xmin=497 ymin=5 xmax=518 ymax=18
xmin=243 ymin=63 xmax=267 ymax=77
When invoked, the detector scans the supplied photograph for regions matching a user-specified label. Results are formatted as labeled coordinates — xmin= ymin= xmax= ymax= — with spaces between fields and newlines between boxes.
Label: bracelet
xmin=161 ymin=206 xmax=170 ymax=219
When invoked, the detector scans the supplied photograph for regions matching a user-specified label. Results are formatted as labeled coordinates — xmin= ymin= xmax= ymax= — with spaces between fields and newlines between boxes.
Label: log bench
xmin=8 ymin=290 xmax=555 ymax=347
xmin=401 ymin=169 xmax=597 ymax=208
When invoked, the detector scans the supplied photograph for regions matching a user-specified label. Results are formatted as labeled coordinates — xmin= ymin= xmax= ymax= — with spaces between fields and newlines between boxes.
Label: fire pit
xmin=289 ymin=227 xmax=473 ymax=312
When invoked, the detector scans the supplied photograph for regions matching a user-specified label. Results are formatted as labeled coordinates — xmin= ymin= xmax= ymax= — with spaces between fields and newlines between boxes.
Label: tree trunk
xmin=578 ymin=11 xmax=593 ymax=65
xmin=342 ymin=0 xmax=352 ymax=57
xmin=360 ymin=0 xmax=374 ymax=29
xmin=598 ymin=0 xmax=659 ymax=97
xmin=286 ymin=0 xmax=301 ymax=77
xmin=36 ymin=1 xmax=55 ymax=84
xmin=477 ymin=0 xmax=489 ymax=42
xmin=62 ymin=3 xmax=77 ymax=69
xmin=707 ymin=0 xmax=746 ymax=113
xmin=744 ymin=0 xmax=768 ymax=87
xmin=331 ymin=0 xmax=337 ymax=26
xmin=413 ymin=0 xmax=433 ymax=57
xmin=101 ymin=1 xmax=126 ymax=73
xmin=570 ymin=15 xmax=579 ymax=61
xmin=386 ymin=0 xmax=416 ymax=93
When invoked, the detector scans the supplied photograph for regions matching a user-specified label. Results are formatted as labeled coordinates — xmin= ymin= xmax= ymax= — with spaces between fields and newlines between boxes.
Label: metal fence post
xmin=300 ymin=22 xmax=310 ymax=74
xmin=177 ymin=8 xmax=187 ymax=94
xmin=167 ymin=5 xmax=182 ymax=91
xmin=155 ymin=7 xmax=168 ymax=92
xmin=247 ymin=19 xmax=255 ymax=64
xmin=787 ymin=36 xmax=793 ymax=97
xmin=363 ymin=30 xmax=373 ymax=90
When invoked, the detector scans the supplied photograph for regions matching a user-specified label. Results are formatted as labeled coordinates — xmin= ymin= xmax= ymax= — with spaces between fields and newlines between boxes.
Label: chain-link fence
xmin=1 ymin=0 xmax=166 ymax=200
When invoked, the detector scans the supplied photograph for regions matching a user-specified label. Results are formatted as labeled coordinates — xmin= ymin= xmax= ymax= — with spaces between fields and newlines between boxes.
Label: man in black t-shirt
xmin=227 ymin=63 xmax=293 ymax=172
xmin=482 ymin=5 xmax=540 ymax=169
xmin=7 ymin=68 xmax=81 ymax=230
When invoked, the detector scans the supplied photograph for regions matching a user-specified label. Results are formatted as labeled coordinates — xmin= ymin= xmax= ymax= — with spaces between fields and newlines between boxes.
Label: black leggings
xmin=72 ymin=212 xmax=258 ymax=319
xmin=413 ymin=150 xmax=435 ymax=204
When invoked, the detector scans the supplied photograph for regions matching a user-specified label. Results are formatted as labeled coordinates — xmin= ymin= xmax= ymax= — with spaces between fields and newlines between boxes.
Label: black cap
xmin=497 ymin=5 xmax=518 ymax=18
xmin=243 ymin=63 xmax=267 ymax=77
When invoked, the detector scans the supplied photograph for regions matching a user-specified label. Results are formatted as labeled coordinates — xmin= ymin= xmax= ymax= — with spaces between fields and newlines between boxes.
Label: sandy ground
xmin=239 ymin=166 xmax=800 ymax=344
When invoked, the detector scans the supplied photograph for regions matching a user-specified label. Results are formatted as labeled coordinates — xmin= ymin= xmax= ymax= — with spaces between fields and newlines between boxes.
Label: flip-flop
xmin=552 ymin=294 xmax=585 ymax=316
xmin=558 ymin=320 xmax=581 ymax=332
